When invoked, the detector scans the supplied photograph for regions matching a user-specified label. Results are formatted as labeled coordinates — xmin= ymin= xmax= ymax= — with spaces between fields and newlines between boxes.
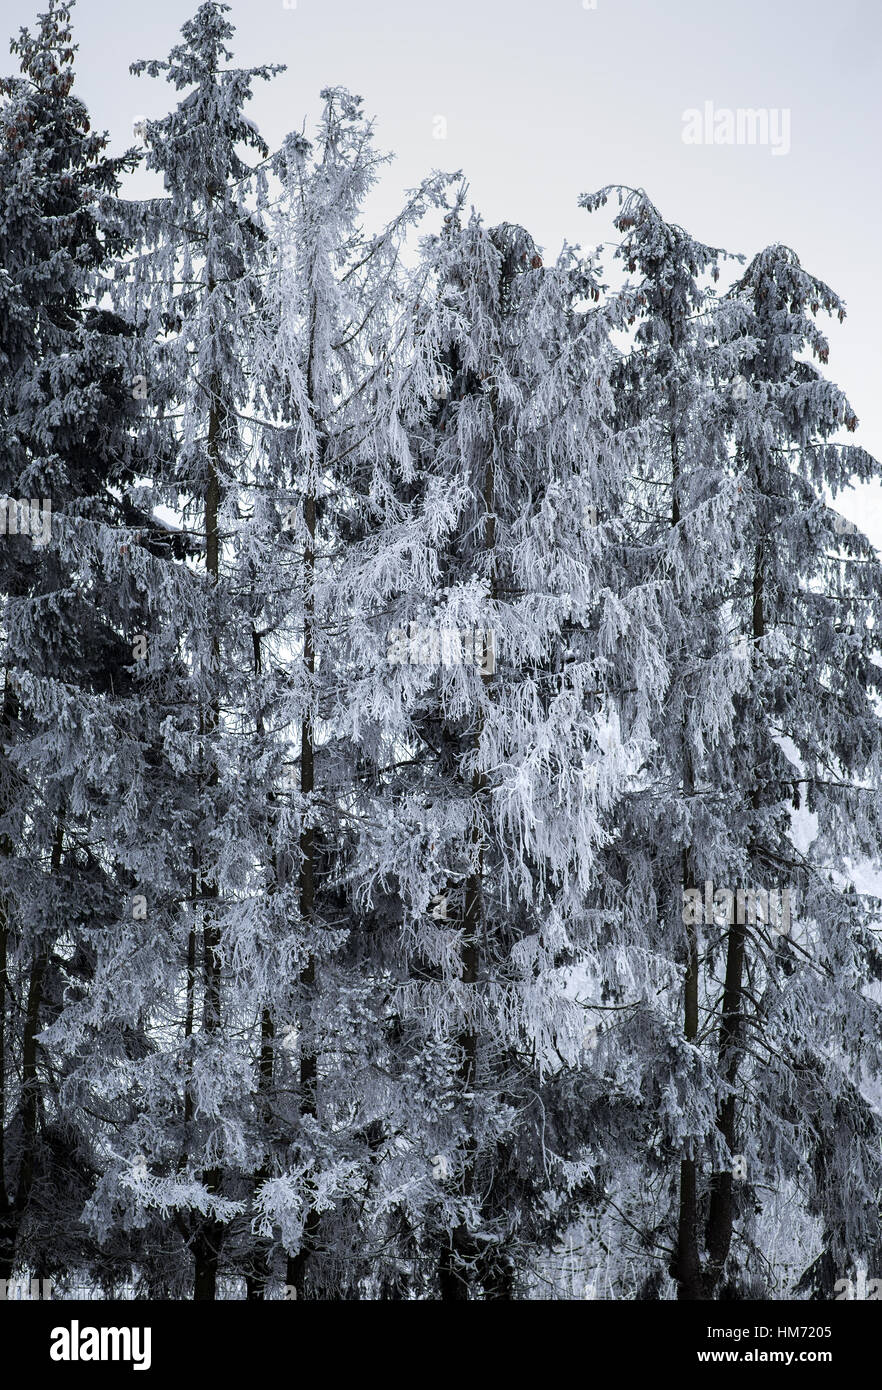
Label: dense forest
xmin=1 ymin=0 xmax=881 ymax=1301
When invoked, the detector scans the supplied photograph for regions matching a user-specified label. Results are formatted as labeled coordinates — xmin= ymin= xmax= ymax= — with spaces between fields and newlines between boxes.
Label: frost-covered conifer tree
xmin=711 ymin=245 xmax=882 ymax=1298
xmin=64 ymin=1 xmax=284 ymax=1299
xmin=366 ymin=208 xmax=669 ymax=1298
xmin=244 ymin=89 xmax=453 ymax=1300
xmin=579 ymin=187 xmax=882 ymax=1299
xmin=579 ymin=187 xmax=755 ymax=1299
xmin=0 ymin=0 xmax=173 ymax=1286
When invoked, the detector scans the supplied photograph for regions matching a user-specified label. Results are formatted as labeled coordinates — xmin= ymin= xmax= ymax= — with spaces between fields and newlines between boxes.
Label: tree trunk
xmin=669 ymin=398 xmax=708 ymax=1300
xmin=439 ymin=384 xmax=498 ymax=1301
xmin=3 ymin=813 xmax=63 ymax=1280
xmin=245 ymin=627 xmax=278 ymax=1299
xmin=704 ymin=538 xmax=762 ymax=1288
xmin=0 ymin=670 xmax=20 ymax=1279
xmin=677 ymin=852 xmax=704 ymax=1300
xmin=291 ymin=408 xmax=321 ymax=1298
xmin=193 ymin=373 xmax=224 ymax=1301
xmin=0 ymin=895 xmax=9 ymax=1282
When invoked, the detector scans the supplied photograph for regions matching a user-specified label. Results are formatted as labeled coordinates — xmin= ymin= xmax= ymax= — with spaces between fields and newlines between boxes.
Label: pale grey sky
xmin=4 ymin=0 xmax=880 ymax=539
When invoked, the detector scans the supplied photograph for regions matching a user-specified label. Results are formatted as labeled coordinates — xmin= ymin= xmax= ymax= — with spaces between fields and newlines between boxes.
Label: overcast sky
xmin=4 ymin=0 xmax=881 ymax=540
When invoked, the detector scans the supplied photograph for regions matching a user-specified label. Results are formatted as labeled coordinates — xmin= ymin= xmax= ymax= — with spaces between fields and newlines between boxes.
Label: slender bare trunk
xmin=247 ymin=629 xmax=277 ymax=1299
xmin=669 ymin=400 xmax=706 ymax=1299
xmin=677 ymin=842 xmax=704 ymax=1299
xmin=440 ymin=390 xmax=498 ymax=1300
xmin=5 ymin=813 xmax=63 ymax=1280
xmin=0 ymin=672 xmax=14 ymax=1279
xmin=193 ymin=373 xmax=224 ymax=1301
xmin=289 ymin=417 xmax=321 ymax=1298
xmin=0 ymin=890 xmax=9 ymax=1280
xmin=704 ymin=538 xmax=762 ymax=1286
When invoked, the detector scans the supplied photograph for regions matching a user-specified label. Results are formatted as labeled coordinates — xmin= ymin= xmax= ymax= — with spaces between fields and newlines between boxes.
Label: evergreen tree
xmin=711 ymin=243 xmax=882 ymax=1297
xmin=372 ymin=209 xmax=668 ymax=1297
xmin=579 ymin=187 xmax=882 ymax=1299
xmin=72 ymin=0 xmax=283 ymax=1299
xmin=0 ymin=0 xmax=169 ymax=1287
xmin=245 ymin=89 xmax=452 ymax=1300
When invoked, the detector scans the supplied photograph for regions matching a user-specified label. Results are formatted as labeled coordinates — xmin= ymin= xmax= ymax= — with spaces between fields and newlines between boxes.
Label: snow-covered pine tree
xmin=579 ymin=187 xmax=753 ymax=1300
xmin=0 ymin=0 xmax=176 ymax=1288
xmin=579 ymin=186 xmax=882 ymax=1299
xmin=711 ymin=245 xmax=882 ymax=1297
xmin=361 ymin=206 xmax=670 ymax=1297
xmin=245 ymin=90 xmax=453 ymax=1299
xmin=67 ymin=1 xmax=284 ymax=1299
